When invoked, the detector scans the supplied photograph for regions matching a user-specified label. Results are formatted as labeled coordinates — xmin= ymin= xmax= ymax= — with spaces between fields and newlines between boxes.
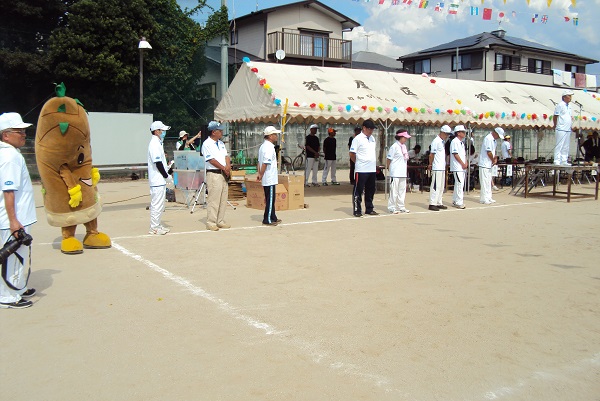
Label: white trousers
xmin=322 ymin=160 xmax=337 ymax=183
xmin=0 ymin=225 xmax=31 ymax=303
xmin=149 ymin=185 xmax=166 ymax=230
xmin=388 ymin=177 xmax=407 ymax=212
xmin=479 ymin=167 xmax=492 ymax=203
xmin=554 ymin=130 xmax=571 ymax=165
xmin=305 ymin=157 xmax=319 ymax=184
xmin=206 ymin=172 xmax=228 ymax=227
xmin=452 ymin=171 xmax=465 ymax=206
xmin=429 ymin=170 xmax=445 ymax=206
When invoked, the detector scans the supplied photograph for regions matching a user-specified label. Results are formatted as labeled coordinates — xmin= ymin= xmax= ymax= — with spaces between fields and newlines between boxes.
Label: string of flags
xmin=351 ymin=0 xmax=581 ymax=25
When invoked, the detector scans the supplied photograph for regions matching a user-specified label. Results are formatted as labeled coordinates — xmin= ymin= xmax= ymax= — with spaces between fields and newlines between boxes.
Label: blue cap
xmin=207 ymin=121 xmax=224 ymax=131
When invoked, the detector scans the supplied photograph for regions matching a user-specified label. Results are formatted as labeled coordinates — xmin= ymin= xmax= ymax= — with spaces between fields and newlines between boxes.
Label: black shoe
xmin=353 ymin=213 xmax=363 ymax=218
xmin=262 ymin=221 xmax=279 ymax=226
xmin=437 ymin=205 xmax=448 ymax=210
xmin=429 ymin=205 xmax=439 ymax=211
xmin=366 ymin=211 xmax=379 ymax=215
xmin=276 ymin=219 xmax=282 ymax=223
xmin=22 ymin=288 xmax=36 ymax=298
xmin=0 ymin=299 xmax=33 ymax=309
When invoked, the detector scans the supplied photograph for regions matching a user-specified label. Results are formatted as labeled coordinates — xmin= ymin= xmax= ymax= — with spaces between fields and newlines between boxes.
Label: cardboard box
xmin=278 ymin=174 xmax=304 ymax=209
xmin=245 ymin=178 xmax=288 ymax=210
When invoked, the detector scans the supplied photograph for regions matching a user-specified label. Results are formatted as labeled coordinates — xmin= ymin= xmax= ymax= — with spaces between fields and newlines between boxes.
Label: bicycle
xmin=292 ymin=144 xmax=306 ymax=170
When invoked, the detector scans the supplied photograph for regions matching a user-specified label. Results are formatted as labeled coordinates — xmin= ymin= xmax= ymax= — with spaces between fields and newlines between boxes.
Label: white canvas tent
xmin=215 ymin=61 xmax=600 ymax=130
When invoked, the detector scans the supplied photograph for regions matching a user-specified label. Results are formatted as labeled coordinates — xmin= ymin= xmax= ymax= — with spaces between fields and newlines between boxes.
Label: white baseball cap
xmin=453 ymin=125 xmax=466 ymax=133
xmin=562 ymin=89 xmax=574 ymax=97
xmin=494 ymin=127 xmax=505 ymax=139
xmin=179 ymin=130 xmax=188 ymax=138
xmin=309 ymin=124 xmax=319 ymax=129
xmin=440 ymin=125 xmax=452 ymax=134
xmin=0 ymin=112 xmax=32 ymax=131
xmin=264 ymin=126 xmax=281 ymax=136
xmin=150 ymin=121 xmax=170 ymax=131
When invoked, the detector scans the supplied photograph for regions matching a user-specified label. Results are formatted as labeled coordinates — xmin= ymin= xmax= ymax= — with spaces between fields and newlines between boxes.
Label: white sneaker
xmin=480 ymin=201 xmax=492 ymax=205
xmin=149 ymin=227 xmax=168 ymax=235
xmin=492 ymin=185 xmax=499 ymax=191
xmin=158 ymin=225 xmax=171 ymax=233
xmin=490 ymin=199 xmax=497 ymax=203
xmin=453 ymin=203 xmax=466 ymax=209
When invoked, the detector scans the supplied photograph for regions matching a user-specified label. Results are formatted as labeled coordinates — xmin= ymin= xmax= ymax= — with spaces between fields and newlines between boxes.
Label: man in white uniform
xmin=450 ymin=125 xmax=468 ymax=209
xmin=350 ymin=119 xmax=378 ymax=217
xmin=257 ymin=126 xmax=281 ymax=226
xmin=387 ymin=130 xmax=411 ymax=214
xmin=147 ymin=121 xmax=171 ymax=235
xmin=0 ymin=113 xmax=37 ymax=309
xmin=428 ymin=125 xmax=451 ymax=211
xmin=501 ymin=135 xmax=512 ymax=163
xmin=553 ymin=90 xmax=575 ymax=166
xmin=201 ymin=121 xmax=231 ymax=231
xmin=479 ymin=127 xmax=504 ymax=204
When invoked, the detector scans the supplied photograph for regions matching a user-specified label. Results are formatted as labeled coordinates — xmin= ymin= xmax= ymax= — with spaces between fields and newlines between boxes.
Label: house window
xmin=452 ymin=52 xmax=482 ymax=71
xmin=528 ymin=58 xmax=551 ymax=74
xmin=299 ymin=30 xmax=328 ymax=58
xmin=565 ymin=63 xmax=584 ymax=74
xmin=230 ymin=29 xmax=238 ymax=45
xmin=415 ymin=59 xmax=431 ymax=74
xmin=495 ymin=53 xmax=521 ymax=70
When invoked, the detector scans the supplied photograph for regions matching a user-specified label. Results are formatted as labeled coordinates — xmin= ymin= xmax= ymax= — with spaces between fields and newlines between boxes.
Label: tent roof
xmin=214 ymin=62 xmax=600 ymax=130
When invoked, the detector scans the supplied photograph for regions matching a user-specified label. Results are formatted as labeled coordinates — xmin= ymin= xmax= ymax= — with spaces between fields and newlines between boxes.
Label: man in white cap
xmin=304 ymin=123 xmax=320 ymax=187
xmin=479 ymin=127 xmax=504 ymax=204
xmin=553 ymin=90 xmax=575 ymax=166
xmin=201 ymin=121 xmax=231 ymax=231
xmin=450 ymin=125 xmax=468 ymax=209
xmin=0 ymin=113 xmax=37 ymax=308
xmin=387 ymin=130 xmax=411 ymax=214
xmin=428 ymin=125 xmax=451 ymax=211
xmin=148 ymin=121 xmax=171 ymax=235
xmin=175 ymin=130 xmax=200 ymax=151
xmin=350 ymin=119 xmax=378 ymax=217
xmin=257 ymin=126 xmax=282 ymax=226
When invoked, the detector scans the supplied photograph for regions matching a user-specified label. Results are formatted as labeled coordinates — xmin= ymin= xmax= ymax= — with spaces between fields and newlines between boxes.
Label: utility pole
xmin=364 ymin=33 xmax=373 ymax=51
xmin=221 ymin=0 xmax=229 ymax=135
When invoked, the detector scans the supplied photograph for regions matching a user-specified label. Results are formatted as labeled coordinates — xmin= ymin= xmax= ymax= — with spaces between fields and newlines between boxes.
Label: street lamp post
xmin=138 ymin=37 xmax=152 ymax=113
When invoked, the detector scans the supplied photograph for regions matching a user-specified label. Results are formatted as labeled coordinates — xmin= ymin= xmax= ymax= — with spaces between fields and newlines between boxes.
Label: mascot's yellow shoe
xmin=61 ymin=237 xmax=83 ymax=255
xmin=83 ymin=232 xmax=112 ymax=249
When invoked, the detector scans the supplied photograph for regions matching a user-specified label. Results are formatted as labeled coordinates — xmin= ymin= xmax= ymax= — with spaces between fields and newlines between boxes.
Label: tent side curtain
xmin=214 ymin=62 xmax=600 ymax=130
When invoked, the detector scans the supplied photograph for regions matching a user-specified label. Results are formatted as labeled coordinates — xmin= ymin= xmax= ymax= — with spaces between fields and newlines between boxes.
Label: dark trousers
xmin=352 ymin=172 xmax=376 ymax=215
xmin=349 ymin=160 xmax=356 ymax=184
xmin=263 ymin=185 xmax=278 ymax=224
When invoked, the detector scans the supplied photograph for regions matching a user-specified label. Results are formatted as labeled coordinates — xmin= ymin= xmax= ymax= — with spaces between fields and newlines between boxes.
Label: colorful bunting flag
xmin=403 ymin=0 xmax=412 ymax=4
xmin=532 ymin=13 xmax=538 ymax=23
xmin=483 ymin=8 xmax=492 ymax=20
xmin=511 ymin=10 xmax=516 ymax=17
xmin=547 ymin=0 xmax=552 ymax=6
xmin=541 ymin=15 xmax=548 ymax=23
xmin=392 ymin=0 xmax=400 ymax=4
xmin=470 ymin=6 xmax=479 ymax=15
xmin=449 ymin=3 xmax=459 ymax=14
xmin=498 ymin=11 xmax=505 ymax=20
xmin=564 ymin=16 xmax=570 ymax=21
xmin=419 ymin=0 xmax=429 ymax=8
xmin=573 ymin=17 xmax=578 ymax=25
xmin=379 ymin=0 xmax=385 ymax=4
xmin=435 ymin=2 xmax=444 ymax=11
xmin=571 ymin=0 xmax=576 ymax=6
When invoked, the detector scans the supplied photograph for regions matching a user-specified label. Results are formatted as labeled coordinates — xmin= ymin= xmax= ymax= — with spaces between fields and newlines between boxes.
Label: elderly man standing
xmin=428 ymin=125 xmax=451 ymax=211
xmin=304 ymin=123 xmax=320 ymax=187
xmin=479 ymin=127 xmax=504 ymax=205
xmin=257 ymin=126 xmax=282 ymax=226
xmin=350 ymin=119 xmax=378 ymax=217
xmin=148 ymin=121 xmax=171 ymax=235
xmin=450 ymin=125 xmax=468 ymax=209
xmin=0 ymin=113 xmax=37 ymax=309
xmin=201 ymin=121 xmax=231 ymax=231
xmin=553 ymin=90 xmax=575 ymax=166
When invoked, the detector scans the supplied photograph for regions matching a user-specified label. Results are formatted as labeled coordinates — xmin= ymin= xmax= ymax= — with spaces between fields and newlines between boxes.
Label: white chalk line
xmin=111 ymin=241 xmax=404 ymax=397
xmin=37 ymin=199 xmax=550 ymax=245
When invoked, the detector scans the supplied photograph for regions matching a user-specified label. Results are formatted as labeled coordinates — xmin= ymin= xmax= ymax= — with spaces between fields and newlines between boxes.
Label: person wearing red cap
xmin=387 ymin=130 xmax=411 ymax=214
xmin=322 ymin=128 xmax=340 ymax=186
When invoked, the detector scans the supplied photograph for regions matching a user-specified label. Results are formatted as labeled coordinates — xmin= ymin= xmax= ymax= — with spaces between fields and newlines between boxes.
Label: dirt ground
xmin=1 ymin=171 xmax=599 ymax=401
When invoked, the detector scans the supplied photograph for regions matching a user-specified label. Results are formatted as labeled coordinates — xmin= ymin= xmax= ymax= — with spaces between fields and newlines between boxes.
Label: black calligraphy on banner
xmin=303 ymin=81 xmax=323 ymax=91
xmin=526 ymin=95 xmax=539 ymax=103
xmin=400 ymin=87 xmax=417 ymax=96
xmin=475 ymin=93 xmax=493 ymax=102
xmin=502 ymin=97 xmax=516 ymax=104
xmin=355 ymin=80 xmax=371 ymax=90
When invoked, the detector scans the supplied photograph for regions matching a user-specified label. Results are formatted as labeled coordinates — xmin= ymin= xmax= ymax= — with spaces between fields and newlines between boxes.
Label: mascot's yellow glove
xmin=91 ymin=167 xmax=100 ymax=186
xmin=68 ymin=184 xmax=83 ymax=208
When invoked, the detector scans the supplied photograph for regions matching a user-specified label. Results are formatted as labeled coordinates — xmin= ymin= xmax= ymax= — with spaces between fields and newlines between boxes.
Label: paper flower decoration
xmin=393 ymin=106 xmax=398 ymax=112
xmin=242 ymin=57 xmax=250 ymax=63
xmin=479 ymin=113 xmax=484 ymax=119
xmin=251 ymin=68 xmax=258 ymax=73
xmin=368 ymin=106 xmax=375 ymax=112
xmin=361 ymin=105 xmax=368 ymax=110
xmin=353 ymin=105 xmax=361 ymax=112
xmin=490 ymin=111 xmax=495 ymax=117
xmin=447 ymin=109 xmax=453 ymax=114
xmin=310 ymin=103 xmax=316 ymax=109
xmin=430 ymin=79 xmax=436 ymax=84
xmin=435 ymin=108 xmax=440 ymax=114
xmin=454 ymin=109 xmax=460 ymax=115
xmin=427 ymin=108 xmax=432 ymax=114
xmin=421 ymin=73 xmax=428 ymax=77
xmin=271 ymin=95 xmax=276 ymax=101
xmin=542 ymin=113 xmax=547 ymax=119
xmin=268 ymin=88 xmax=273 ymax=94
xmin=592 ymin=117 xmax=597 ymax=121
xmin=264 ymin=84 xmax=271 ymax=90
xmin=511 ymin=111 xmax=516 ymax=117
xmin=327 ymin=105 xmax=332 ymax=111
xmin=318 ymin=103 xmax=325 ymax=110
xmin=407 ymin=107 xmax=413 ymax=113
xmin=521 ymin=113 xmax=526 ymax=119
xmin=457 ymin=100 xmax=462 ymax=105
xmin=385 ymin=107 xmax=391 ymax=113
xmin=532 ymin=113 xmax=537 ymax=120
xmin=301 ymin=102 xmax=308 ymax=108
xmin=467 ymin=110 xmax=472 ymax=115
xmin=338 ymin=105 xmax=344 ymax=112
xmin=346 ymin=104 xmax=352 ymax=112
xmin=420 ymin=108 xmax=426 ymax=113
xmin=274 ymin=99 xmax=281 ymax=105
xmin=259 ymin=79 xmax=266 ymax=86
xmin=460 ymin=109 xmax=466 ymax=115
xmin=294 ymin=102 xmax=299 ymax=107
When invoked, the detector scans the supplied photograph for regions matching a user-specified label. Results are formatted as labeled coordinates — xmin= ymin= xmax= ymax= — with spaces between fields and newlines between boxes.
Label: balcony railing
xmin=494 ymin=63 xmax=552 ymax=76
xmin=267 ymin=31 xmax=352 ymax=63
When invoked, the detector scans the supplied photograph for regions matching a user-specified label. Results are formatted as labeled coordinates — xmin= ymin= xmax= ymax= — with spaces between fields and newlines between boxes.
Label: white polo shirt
xmin=147 ymin=135 xmax=167 ymax=187
xmin=479 ymin=133 xmax=497 ymax=169
xmin=449 ymin=137 xmax=466 ymax=172
xmin=349 ymin=132 xmax=376 ymax=173
xmin=201 ymin=137 xmax=228 ymax=170
xmin=258 ymin=140 xmax=278 ymax=186
xmin=0 ymin=143 xmax=36 ymax=229
xmin=387 ymin=141 xmax=408 ymax=178
xmin=554 ymin=100 xmax=572 ymax=132
xmin=430 ymin=135 xmax=446 ymax=171
xmin=501 ymin=141 xmax=511 ymax=159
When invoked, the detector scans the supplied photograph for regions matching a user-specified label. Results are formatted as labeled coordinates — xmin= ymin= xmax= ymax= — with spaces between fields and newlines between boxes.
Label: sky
xmin=177 ymin=0 xmax=600 ymax=75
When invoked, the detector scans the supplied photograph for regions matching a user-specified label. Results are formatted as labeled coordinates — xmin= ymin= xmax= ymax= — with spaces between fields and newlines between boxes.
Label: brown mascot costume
xmin=35 ymin=83 xmax=111 ymax=254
